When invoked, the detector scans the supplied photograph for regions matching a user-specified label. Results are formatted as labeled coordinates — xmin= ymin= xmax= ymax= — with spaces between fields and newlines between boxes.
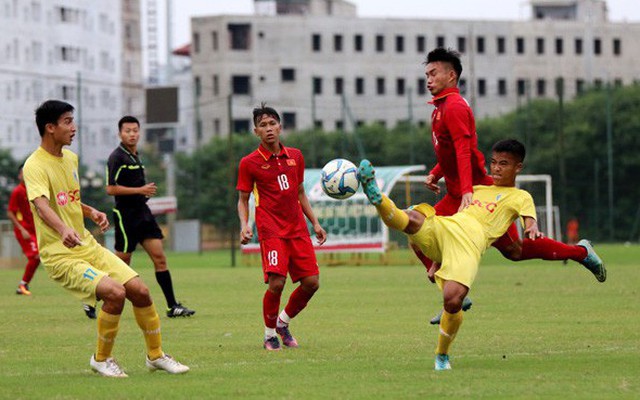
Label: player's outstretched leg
xmin=577 ymin=239 xmax=606 ymax=282
xmin=429 ymin=297 xmax=473 ymax=325
xmin=358 ymin=160 xmax=382 ymax=205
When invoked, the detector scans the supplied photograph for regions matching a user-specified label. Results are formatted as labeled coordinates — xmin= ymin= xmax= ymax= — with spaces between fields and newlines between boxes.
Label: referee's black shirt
xmin=106 ymin=144 xmax=148 ymax=209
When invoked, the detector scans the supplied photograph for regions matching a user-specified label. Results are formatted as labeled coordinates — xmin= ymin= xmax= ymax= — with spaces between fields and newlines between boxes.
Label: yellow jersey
xmin=23 ymin=147 xmax=91 ymax=260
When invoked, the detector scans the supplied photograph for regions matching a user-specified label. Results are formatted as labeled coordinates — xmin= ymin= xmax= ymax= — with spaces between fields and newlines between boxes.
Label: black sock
xmin=155 ymin=270 xmax=177 ymax=308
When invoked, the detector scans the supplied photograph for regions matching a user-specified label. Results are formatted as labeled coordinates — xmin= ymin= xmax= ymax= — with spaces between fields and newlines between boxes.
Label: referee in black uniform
xmin=106 ymin=115 xmax=195 ymax=318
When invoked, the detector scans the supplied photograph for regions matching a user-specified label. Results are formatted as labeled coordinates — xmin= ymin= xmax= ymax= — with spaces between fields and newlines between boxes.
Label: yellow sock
xmin=133 ymin=305 xmax=164 ymax=360
xmin=376 ymin=195 xmax=409 ymax=231
xmin=95 ymin=309 xmax=121 ymax=362
xmin=435 ymin=310 xmax=463 ymax=355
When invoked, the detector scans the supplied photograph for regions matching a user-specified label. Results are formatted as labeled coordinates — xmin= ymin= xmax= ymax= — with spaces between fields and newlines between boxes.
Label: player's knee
xmin=102 ymin=284 xmax=127 ymax=306
xmin=304 ymin=280 xmax=319 ymax=293
xmin=443 ymin=297 xmax=463 ymax=313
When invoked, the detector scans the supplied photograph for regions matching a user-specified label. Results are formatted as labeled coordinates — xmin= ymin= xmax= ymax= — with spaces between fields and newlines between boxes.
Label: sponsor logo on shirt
xmin=286 ymin=159 xmax=296 ymax=166
xmin=56 ymin=189 xmax=80 ymax=206
xmin=261 ymin=164 xmax=270 ymax=169
xmin=471 ymin=199 xmax=497 ymax=213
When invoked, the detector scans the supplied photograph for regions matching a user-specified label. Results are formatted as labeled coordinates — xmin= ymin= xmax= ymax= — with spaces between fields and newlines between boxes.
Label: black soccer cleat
xmin=167 ymin=303 xmax=196 ymax=318
xmin=83 ymin=304 xmax=97 ymax=319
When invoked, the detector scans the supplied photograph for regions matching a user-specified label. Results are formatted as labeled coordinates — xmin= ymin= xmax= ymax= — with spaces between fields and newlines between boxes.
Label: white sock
xmin=20 ymin=280 xmax=27 ymax=286
xmin=265 ymin=327 xmax=276 ymax=338
xmin=277 ymin=310 xmax=291 ymax=327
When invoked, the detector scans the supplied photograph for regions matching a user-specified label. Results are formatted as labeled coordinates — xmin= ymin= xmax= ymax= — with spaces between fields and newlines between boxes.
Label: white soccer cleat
xmin=90 ymin=355 xmax=128 ymax=378
xmin=146 ymin=354 xmax=190 ymax=374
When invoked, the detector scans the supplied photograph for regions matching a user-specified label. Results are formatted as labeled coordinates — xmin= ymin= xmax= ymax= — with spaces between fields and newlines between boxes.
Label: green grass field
xmin=1 ymin=244 xmax=639 ymax=399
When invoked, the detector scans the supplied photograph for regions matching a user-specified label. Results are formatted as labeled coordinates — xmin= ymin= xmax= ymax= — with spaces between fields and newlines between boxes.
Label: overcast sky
xmin=164 ymin=0 xmax=639 ymax=48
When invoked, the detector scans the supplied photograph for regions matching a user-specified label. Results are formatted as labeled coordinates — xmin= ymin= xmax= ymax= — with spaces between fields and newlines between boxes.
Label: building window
xmin=213 ymin=119 xmax=220 ymax=136
xmin=194 ymin=76 xmax=201 ymax=97
xmin=313 ymin=77 xmax=323 ymax=95
xmin=437 ymin=35 xmax=445 ymax=48
xmin=232 ymin=119 xmax=250 ymax=133
xmin=228 ymin=23 xmax=251 ymax=50
xmin=613 ymin=38 xmax=621 ymax=56
xmin=334 ymin=34 xmax=343 ymax=52
xmin=232 ymin=75 xmax=250 ymax=95
xmin=477 ymin=79 xmax=486 ymax=96
xmin=376 ymin=35 xmax=384 ymax=52
xmin=555 ymin=38 xmax=563 ymax=55
xmin=417 ymin=78 xmax=426 ymax=96
xmin=354 ymin=34 xmax=363 ymax=52
xmin=314 ymin=120 xmax=323 ymax=129
xmin=281 ymin=68 xmax=295 ymax=82
xmin=376 ymin=77 xmax=385 ymax=95
xmin=312 ymin=33 xmax=321 ymax=51
xmin=476 ymin=36 xmax=485 ymax=54
xmin=614 ymin=78 xmax=622 ymax=87
xmin=594 ymin=79 xmax=603 ymax=89
xmin=335 ymin=77 xmax=344 ymax=95
xmin=459 ymin=78 xmax=467 ymax=95
xmin=594 ymin=38 xmax=601 ymax=55
xmin=498 ymin=79 xmax=507 ymax=96
xmin=192 ymin=32 xmax=200 ymax=53
xmin=536 ymin=79 xmax=546 ymax=96
xmin=283 ymin=112 xmax=296 ymax=130
xmin=576 ymin=79 xmax=585 ymax=94
xmin=416 ymin=35 xmax=425 ymax=53
xmin=516 ymin=37 xmax=525 ymax=54
xmin=457 ymin=36 xmax=466 ymax=53
xmin=536 ymin=37 xmax=544 ymax=54
xmin=517 ymin=79 xmax=527 ymax=96
xmin=575 ymin=38 xmax=583 ymax=55
xmin=355 ymin=77 xmax=364 ymax=95
xmin=213 ymin=75 xmax=219 ymax=95
xmin=212 ymin=31 xmax=218 ymax=51
xmin=396 ymin=78 xmax=405 ymax=96
xmin=395 ymin=35 xmax=404 ymax=53
xmin=497 ymin=36 xmax=506 ymax=54
xmin=336 ymin=120 xmax=344 ymax=130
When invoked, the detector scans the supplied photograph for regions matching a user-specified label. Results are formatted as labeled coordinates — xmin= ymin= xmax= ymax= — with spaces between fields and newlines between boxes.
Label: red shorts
xmin=14 ymin=230 xmax=39 ymax=259
xmin=259 ymin=236 xmax=319 ymax=283
xmin=434 ymin=194 xmax=521 ymax=251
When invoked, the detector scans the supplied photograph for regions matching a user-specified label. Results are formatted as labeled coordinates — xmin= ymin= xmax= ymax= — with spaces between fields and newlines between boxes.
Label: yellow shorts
xmin=409 ymin=213 xmax=485 ymax=289
xmin=42 ymin=236 xmax=138 ymax=305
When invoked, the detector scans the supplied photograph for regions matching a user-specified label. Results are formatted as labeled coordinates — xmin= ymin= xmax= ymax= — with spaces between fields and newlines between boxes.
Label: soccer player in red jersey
xmin=7 ymin=164 xmax=40 ymax=295
xmin=422 ymin=48 xmax=603 ymax=322
xmin=237 ymin=104 xmax=327 ymax=351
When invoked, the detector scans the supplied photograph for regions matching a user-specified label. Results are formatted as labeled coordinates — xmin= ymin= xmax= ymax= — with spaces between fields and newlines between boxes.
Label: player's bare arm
xmin=458 ymin=192 xmax=473 ymax=212
xmin=424 ymin=174 xmax=441 ymax=194
xmin=32 ymin=196 xmax=83 ymax=247
xmin=298 ymin=184 xmax=327 ymax=245
xmin=523 ymin=216 xmax=543 ymax=240
xmin=81 ymin=203 xmax=109 ymax=233
xmin=237 ymin=191 xmax=253 ymax=245
xmin=106 ymin=182 xmax=157 ymax=197
xmin=7 ymin=210 xmax=31 ymax=240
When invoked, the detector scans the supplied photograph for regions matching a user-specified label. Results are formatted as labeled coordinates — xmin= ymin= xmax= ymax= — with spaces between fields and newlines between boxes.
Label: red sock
xmin=519 ymin=237 xmax=587 ymax=262
xmin=21 ymin=258 xmax=40 ymax=283
xmin=263 ymin=290 xmax=281 ymax=329
xmin=284 ymin=286 xmax=315 ymax=319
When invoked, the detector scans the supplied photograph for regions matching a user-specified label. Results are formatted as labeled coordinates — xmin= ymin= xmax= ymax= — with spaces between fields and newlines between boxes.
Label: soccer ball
xmin=320 ymin=158 xmax=360 ymax=199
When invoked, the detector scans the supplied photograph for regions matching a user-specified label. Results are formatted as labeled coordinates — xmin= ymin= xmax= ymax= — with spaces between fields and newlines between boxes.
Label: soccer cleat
xmin=83 ymin=304 xmax=97 ymax=319
xmin=434 ymin=354 xmax=452 ymax=371
xmin=276 ymin=324 xmax=299 ymax=348
xmin=167 ymin=303 xmax=196 ymax=318
xmin=577 ymin=239 xmax=606 ymax=282
xmin=263 ymin=335 xmax=282 ymax=351
xmin=429 ymin=297 xmax=473 ymax=325
xmin=16 ymin=284 xmax=31 ymax=295
xmin=146 ymin=354 xmax=190 ymax=374
xmin=358 ymin=159 xmax=382 ymax=205
xmin=90 ymin=355 xmax=128 ymax=378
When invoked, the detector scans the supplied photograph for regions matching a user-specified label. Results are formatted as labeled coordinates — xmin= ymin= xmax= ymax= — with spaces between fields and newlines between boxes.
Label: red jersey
xmin=8 ymin=182 xmax=35 ymax=234
xmin=236 ymin=144 xmax=309 ymax=240
xmin=429 ymin=87 xmax=492 ymax=198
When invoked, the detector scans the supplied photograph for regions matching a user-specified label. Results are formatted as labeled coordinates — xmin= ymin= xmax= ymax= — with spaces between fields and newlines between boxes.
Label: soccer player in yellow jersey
xmin=23 ymin=100 xmax=189 ymax=377
xmin=357 ymin=139 xmax=606 ymax=371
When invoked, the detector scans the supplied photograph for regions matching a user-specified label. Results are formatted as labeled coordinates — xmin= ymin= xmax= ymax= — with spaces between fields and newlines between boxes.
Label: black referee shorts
xmin=112 ymin=205 xmax=164 ymax=253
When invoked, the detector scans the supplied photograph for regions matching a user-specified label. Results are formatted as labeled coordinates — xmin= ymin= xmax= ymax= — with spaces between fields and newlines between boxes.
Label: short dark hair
xmin=252 ymin=103 xmax=280 ymax=126
xmin=492 ymin=139 xmax=526 ymax=162
xmin=34 ymin=100 xmax=75 ymax=137
xmin=118 ymin=115 xmax=140 ymax=131
xmin=424 ymin=47 xmax=463 ymax=82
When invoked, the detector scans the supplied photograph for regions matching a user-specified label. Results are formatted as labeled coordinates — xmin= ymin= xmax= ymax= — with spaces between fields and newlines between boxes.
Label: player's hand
xmin=140 ymin=182 xmax=157 ymax=197
xmin=240 ymin=226 xmax=253 ymax=245
xmin=457 ymin=193 xmax=473 ymax=212
xmin=313 ymin=223 xmax=327 ymax=245
xmin=427 ymin=262 xmax=440 ymax=284
xmin=91 ymin=210 xmax=110 ymax=232
xmin=524 ymin=222 xmax=544 ymax=240
xmin=60 ymin=227 xmax=83 ymax=248
xmin=20 ymin=228 xmax=31 ymax=240
xmin=424 ymin=174 xmax=440 ymax=195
